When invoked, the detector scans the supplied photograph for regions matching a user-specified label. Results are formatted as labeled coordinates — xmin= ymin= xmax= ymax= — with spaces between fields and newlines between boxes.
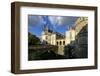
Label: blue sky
xmin=28 ymin=15 xmax=79 ymax=38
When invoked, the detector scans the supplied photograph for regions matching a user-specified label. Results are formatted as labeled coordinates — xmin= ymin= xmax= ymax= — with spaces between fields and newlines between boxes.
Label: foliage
xmin=28 ymin=32 xmax=41 ymax=45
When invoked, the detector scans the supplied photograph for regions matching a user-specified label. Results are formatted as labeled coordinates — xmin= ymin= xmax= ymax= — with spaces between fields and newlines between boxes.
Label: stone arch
xmin=60 ymin=41 xmax=62 ymax=45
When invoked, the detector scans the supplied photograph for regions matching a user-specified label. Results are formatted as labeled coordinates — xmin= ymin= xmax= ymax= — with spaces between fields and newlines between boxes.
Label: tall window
xmin=63 ymin=41 xmax=65 ymax=45
xmin=60 ymin=41 xmax=62 ymax=45
xmin=56 ymin=42 xmax=58 ymax=45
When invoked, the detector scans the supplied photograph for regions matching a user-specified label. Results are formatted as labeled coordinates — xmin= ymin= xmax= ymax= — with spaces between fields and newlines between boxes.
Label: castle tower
xmin=65 ymin=30 xmax=71 ymax=45
xmin=44 ymin=25 xmax=48 ymax=34
xmin=70 ymin=27 xmax=76 ymax=41
xmin=65 ymin=25 xmax=76 ymax=45
xmin=41 ymin=25 xmax=49 ymax=44
xmin=51 ymin=33 xmax=56 ymax=45
xmin=65 ymin=26 xmax=71 ymax=45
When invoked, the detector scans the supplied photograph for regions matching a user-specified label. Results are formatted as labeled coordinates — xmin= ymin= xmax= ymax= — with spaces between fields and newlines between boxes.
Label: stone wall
xmin=64 ymin=17 xmax=88 ymax=59
xmin=72 ymin=25 xmax=88 ymax=58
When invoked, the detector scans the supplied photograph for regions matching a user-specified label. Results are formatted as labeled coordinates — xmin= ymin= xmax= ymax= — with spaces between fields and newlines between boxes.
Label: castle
xmin=41 ymin=17 xmax=88 ymax=56
xmin=41 ymin=24 xmax=75 ymax=55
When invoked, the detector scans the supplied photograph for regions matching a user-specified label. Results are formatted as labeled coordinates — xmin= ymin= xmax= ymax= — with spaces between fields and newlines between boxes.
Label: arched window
xmin=60 ymin=41 xmax=62 ymax=45
xmin=56 ymin=41 xmax=58 ymax=45
xmin=63 ymin=41 xmax=65 ymax=45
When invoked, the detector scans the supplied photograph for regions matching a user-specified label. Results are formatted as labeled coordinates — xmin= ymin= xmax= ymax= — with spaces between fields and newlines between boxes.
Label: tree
xmin=28 ymin=32 xmax=41 ymax=45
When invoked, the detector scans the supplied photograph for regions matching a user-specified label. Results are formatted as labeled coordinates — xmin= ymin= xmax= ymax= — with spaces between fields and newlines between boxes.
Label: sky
xmin=28 ymin=15 xmax=79 ymax=38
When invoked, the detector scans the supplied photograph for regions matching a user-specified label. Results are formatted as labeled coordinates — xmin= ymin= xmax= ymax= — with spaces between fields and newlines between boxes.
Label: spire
xmin=68 ymin=25 xmax=71 ymax=30
xmin=43 ymin=25 xmax=48 ymax=32
xmin=45 ymin=25 xmax=48 ymax=31
xmin=65 ymin=25 xmax=70 ymax=31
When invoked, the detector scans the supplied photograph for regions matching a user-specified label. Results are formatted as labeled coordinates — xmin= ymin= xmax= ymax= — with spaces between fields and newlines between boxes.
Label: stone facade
xmin=63 ymin=17 xmax=88 ymax=58
xmin=71 ymin=17 xmax=88 ymax=58
xmin=41 ymin=25 xmax=75 ymax=55
xmin=72 ymin=25 xmax=88 ymax=58
xmin=41 ymin=17 xmax=88 ymax=57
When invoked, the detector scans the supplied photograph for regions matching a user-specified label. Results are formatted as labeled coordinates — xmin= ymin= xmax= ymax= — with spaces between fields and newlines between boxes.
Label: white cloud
xmin=28 ymin=15 xmax=78 ymax=30
xmin=49 ymin=16 xmax=77 ymax=26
